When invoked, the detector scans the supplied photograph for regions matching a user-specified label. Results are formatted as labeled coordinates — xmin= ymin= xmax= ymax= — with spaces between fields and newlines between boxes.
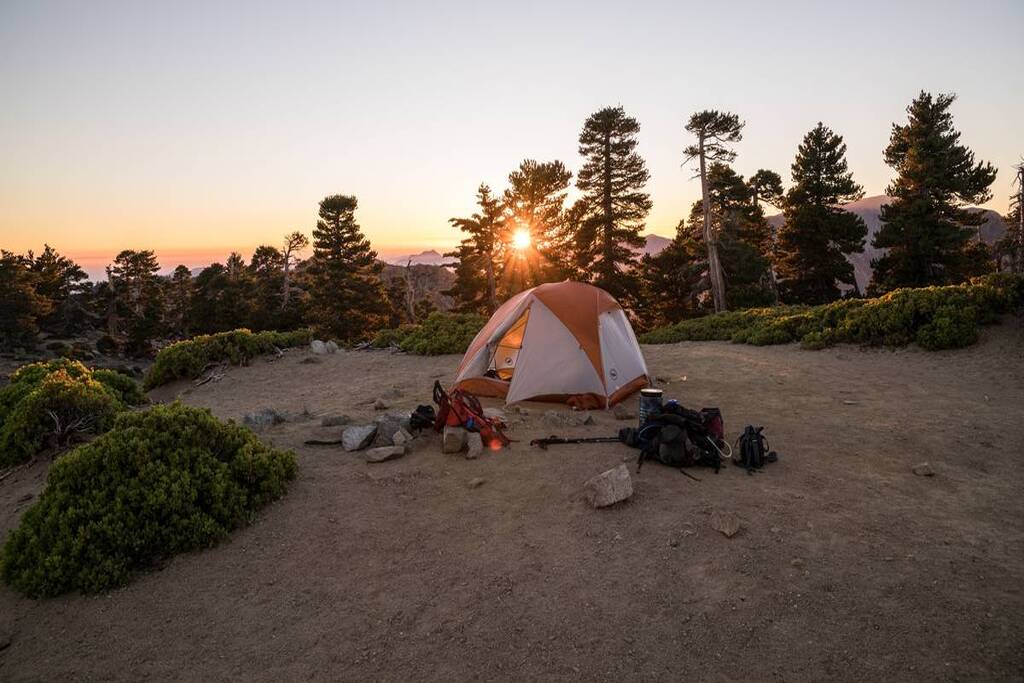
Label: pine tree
xmin=639 ymin=219 xmax=706 ymax=328
xmin=687 ymin=164 xmax=775 ymax=309
xmin=0 ymin=251 xmax=51 ymax=349
xmin=108 ymin=250 xmax=164 ymax=355
xmin=775 ymin=123 xmax=867 ymax=304
xmin=447 ymin=183 xmax=505 ymax=313
xmin=573 ymin=106 xmax=652 ymax=304
xmin=249 ymin=246 xmax=285 ymax=329
xmin=307 ymin=194 xmax=387 ymax=342
xmin=27 ymin=245 xmax=91 ymax=335
xmin=871 ymin=92 xmax=997 ymax=292
xmin=994 ymin=161 xmax=1024 ymax=273
xmin=684 ymin=111 xmax=744 ymax=312
xmin=281 ymin=231 xmax=309 ymax=308
xmin=164 ymin=265 xmax=194 ymax=337
xmin=503 ymin=159 xmax=572 ymax=286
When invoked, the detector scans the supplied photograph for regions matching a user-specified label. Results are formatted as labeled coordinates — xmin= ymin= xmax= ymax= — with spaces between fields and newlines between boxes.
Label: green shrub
xmin=144 ymin=328 xmax=312 ymax=389
xmin=0 ymin=359 xmax=147 ymax=467
xmin=0 ymin=402 xmax=296 ymax=597
xmin=640 ymin=273 xmax=1023 ymax=352
xmin=371 ymin=313 xmax=486 ymax=355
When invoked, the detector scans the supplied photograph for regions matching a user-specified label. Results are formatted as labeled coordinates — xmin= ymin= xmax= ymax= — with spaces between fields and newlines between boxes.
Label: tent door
xmin=488 ymin=308 xmax=530 ymax=381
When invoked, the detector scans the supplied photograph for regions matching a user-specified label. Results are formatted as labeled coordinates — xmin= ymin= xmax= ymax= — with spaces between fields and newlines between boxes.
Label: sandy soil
xmin=1 ymin=320 xmax=1023 ymax=681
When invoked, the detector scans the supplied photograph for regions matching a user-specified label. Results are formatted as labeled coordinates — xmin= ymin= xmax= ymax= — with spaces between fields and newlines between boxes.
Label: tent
xmin=453 ymin=281 xmax=649 ymax=406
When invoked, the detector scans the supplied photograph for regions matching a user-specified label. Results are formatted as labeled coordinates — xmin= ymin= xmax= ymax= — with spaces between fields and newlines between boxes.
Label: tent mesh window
xmin=488 ymin=308 xmax=530 ymax=381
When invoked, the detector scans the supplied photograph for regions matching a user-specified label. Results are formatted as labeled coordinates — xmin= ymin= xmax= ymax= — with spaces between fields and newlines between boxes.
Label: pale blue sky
xmin=1 ymin=0 xmax=1021 ymax=276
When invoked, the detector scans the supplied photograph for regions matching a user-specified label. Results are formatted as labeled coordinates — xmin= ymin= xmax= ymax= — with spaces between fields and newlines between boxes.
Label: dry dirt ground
xmin=1 ymin=321 xmax=1023 ymax=681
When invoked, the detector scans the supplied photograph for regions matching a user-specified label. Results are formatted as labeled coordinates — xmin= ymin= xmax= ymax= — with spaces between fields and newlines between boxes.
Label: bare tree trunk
xmin=282 ymin=254 xmax=292 ymax=308
xmin=602 ymin=136 xmax=614 ymax=285
xmin=404 ymin=260 xmax=416 ymax=322
xmin=485 ymin=252 xmax=496 ymax=313
xmin=699 ymin=137 xmax=727 ymax=312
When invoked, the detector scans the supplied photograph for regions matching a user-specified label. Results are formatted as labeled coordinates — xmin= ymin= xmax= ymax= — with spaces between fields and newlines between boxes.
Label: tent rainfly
xmin=453 ymin=281 xmax=649 ymax=407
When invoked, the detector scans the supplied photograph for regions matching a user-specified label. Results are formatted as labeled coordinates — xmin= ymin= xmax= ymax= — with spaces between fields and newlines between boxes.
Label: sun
xmin=511 ymin=228 xmax=531 ymax=250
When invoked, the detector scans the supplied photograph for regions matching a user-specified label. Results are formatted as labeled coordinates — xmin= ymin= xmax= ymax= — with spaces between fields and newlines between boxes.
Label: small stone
xmin=612 ymin=403 xmax=636 ymax=420
xmin=324 ymin=340 xmax=339 ymax=354
xmin=310 ymin=340 xmax=328 ymax=354
xmin=468 ymin=477 xmax=486 ymax=488
xmin=791 ymin=558 xmax=805 ymax=567
xmin=372 ymin=411 xmax=405 ymax=446
xmin=912 ymin=462 xmax=935 ymax=477
xmin=243 ymin=408 xmax=285 ymax=429
xmin=342 ymin=424 xmax=378 ymax=451
xmin=392 ymin=428 xmax=414 ymax=447
xmin=364 ymin=445 xmax=406 ymax=463
xmin=544 ymin=410 xmax=583 ymax=427
xmin=321 ymin=415 xmax=351 ymax=427
xmin=442 ymin=425 xmax=467 ymax=454
xmin=373 ymin=398 xmax=389 ymax=411
xmin=582 ymin=414 xmax=595 ymax=426
xmin=711 ymin=512 xmax=742 ymax=538
xmin=465 ymin=432 xmax=483 ymax=459
xmin=583 ymin=464 xmax=633 ymax=508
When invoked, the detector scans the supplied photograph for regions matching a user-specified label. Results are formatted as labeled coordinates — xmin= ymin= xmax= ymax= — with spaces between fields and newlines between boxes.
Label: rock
xmin=912 ymin=462 xmax=935 ymax=477
xmin=465 ymin=432 xmax=483 ymax=459
xmin=483 ymin=407 xmax=507 ymax=423
xmin=373 ymin=411 xmax=406 ymax=446
xmin=373 ymin=398 xmax=389 ymax=411
xmin=543 ymin=410 xmax=584 ymax=427
xmin=791 ymin=558 xmax=805 ymax=567
xmin=342 ymin=424 xmax=378 ymax=451
xmin=325 ymin=340 xmax=339 ymax=354
xmin=392 ymin=428 xmax=414 ymax=447
xmin=321 ymin=414 xmax=351 ymax=427
xmin=310 ymin=340 xmax=328 ymax=354
xmin=582 ymin=414 xmax=595 ymax=426
xmin=299 ymin=356 xmax=322 ymax=365
xmin=583 ymin=464 xmax=633 ymax=508
xmin=468 ymin=477 xmax=486 ymax=488
xmin=612 ymin=403 xmax=636 ymax=420
xmin=243 ymin=408 xmax=286 ymax=429
xmin=364 ymin=445 xmax=406 ymax=463
xmin=442 ymin=425 xmax=467 ymax=454
xmin=711 ymin=512 xmax=742 ymax=538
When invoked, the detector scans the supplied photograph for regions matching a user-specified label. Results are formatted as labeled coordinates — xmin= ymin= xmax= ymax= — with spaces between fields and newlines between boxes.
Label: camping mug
xmin=638 ymin=388 xmax=663 ymax=428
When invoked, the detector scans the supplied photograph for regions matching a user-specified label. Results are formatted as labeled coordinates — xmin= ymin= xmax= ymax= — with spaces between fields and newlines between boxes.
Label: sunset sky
xmin=2 ymin=0 xmax=1022 ymax=279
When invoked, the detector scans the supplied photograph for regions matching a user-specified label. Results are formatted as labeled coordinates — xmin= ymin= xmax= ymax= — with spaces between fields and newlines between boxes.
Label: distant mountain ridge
xmin=384 ymin=250 xmax=455 ymax=266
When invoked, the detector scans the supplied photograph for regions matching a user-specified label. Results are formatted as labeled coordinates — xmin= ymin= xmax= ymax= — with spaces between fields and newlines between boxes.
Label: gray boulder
xmin=373 ymin=411 xmax=406 ymax=446
xmin=243 ymin=408 xmax=286 ymax=429
xmin=465 ymin=432 xmax=484 ymax=460
xmin=342 ymin=424 xmax=378 ymax=451
xmin=583 ymin=464 xmax=633 ymax=508
xmin=310 ymin=340 xmax=328 ymax=354
xmin=325 ymin=340 xmax=339 ymax=353
xmin=442 ymin=425 xmax=467 ymax=454
xmin=364 ymin=445 xmax=406 ymax=463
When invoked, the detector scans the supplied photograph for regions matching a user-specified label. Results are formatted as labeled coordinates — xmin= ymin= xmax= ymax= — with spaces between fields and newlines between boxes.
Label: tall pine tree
xmin=993 ymin=162 xmax=1024 ymax=273
xmin=307 ymin=194 xmax=387 ymax=342
xmin=573 ymin=106 xmax=652 ymax=305
xmin=446 ymin=183 xmax=506 ymax=313
xmin=871 ymin=92 xmax=997 ymax=292
xmin=776 ymin=123 xmax=867 ymax=304
xmin=503 ymin=159 xmax=572 ymax=287
xmin=684 ymin=111 xmax=744 ymax=312
xmin=108 ymin=249 xmax=164 ymax=354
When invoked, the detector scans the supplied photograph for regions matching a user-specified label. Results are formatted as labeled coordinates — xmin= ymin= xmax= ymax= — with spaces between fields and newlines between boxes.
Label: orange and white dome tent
xmin=453 ymin=281 xmax=649 ymax=407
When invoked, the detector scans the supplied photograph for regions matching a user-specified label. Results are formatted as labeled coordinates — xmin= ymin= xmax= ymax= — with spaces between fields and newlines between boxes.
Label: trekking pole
xmin=529 ymin=435 xmax=621 ymax=450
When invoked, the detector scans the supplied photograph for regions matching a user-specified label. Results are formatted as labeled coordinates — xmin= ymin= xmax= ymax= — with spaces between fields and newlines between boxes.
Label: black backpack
xmin=623 ymin=404 xmax=723 ymax=474
xmin=734 ymin=425 xmax=778 ymax=474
